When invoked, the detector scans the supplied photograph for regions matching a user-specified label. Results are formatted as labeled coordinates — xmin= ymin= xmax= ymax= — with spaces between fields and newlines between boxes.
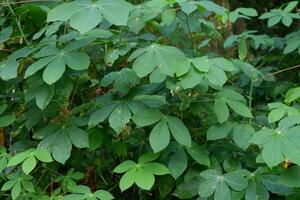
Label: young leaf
xmin=22 ymin=156 xmax=37 ymax=175
xmin=113 ymin=160 xmax=136 ymax=173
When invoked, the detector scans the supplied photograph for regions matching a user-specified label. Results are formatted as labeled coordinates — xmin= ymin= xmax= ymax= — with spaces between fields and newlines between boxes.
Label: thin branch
xmin=0 ymin=0 xmax=61 ymax=5
xmin=253 ymin=64 xmax=300 ymax=82
xmin=5 ymin=0 xmax=29 ymax=45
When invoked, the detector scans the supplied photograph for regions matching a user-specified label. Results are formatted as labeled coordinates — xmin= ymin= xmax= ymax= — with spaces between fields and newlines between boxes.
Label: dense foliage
xmin=1 ymin=0 xmax=300 ymax=199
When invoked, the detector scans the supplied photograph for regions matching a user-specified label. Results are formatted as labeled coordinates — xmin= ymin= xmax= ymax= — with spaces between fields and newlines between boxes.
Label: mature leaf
xmin=108 ymin=104 xmax=131 ymax=133
xmin=47 ymin=0 xmax=133 ymax=34
xmin=185 ymin=142 xmax=210 ymax=166
xmin=167 ymin=116 xmax=191 ymax=147
xmin=42 ymin=57 xmax=66 ymax=85
xmin=232 ymin=124 xmax=254 ymax=150
xmin=132 ymin=108 xmax=163 ymax=127
xmin=34 ymin=148 xmax=53 ymax=162
xmin=168 ymin=148 xmax=187 ymax=179
xmin=89 ymin=104 xmax=117 ymax=127
xmin=149 ymin=119 xmax=170 ymax=153
xmin=214 ymin=99 xmax=229 ymax=123
xmin=52 ymin=132 xmax=72 ymax=164
xmin=67 ymin=126 xmax=89 ymax=148
xmin=207 ymin=122 xmax=233 ymax=140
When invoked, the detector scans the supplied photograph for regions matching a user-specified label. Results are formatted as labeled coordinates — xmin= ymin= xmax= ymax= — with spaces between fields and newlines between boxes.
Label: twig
xmin=5 ymin=0 xmax=29 ymax=45
xmin=253 ymin=64 xmax=300 ymax=82
xmin=0 ymin=0 xmax=61 ymax=5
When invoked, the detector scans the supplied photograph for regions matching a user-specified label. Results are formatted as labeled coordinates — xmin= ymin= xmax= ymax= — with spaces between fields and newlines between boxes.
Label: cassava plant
xmin=1 ymin=0 xmax=300 ymax=199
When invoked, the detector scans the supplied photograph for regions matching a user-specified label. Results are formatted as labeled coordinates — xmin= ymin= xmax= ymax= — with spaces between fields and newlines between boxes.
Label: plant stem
xmin=5 ymin=0 xmax=29 ymax=46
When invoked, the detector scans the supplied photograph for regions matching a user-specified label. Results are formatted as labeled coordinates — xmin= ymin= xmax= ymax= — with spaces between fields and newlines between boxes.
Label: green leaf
xmin=192 ymin=56 xmax=210 ymax=72
xmin=132 ymin=108 xmax=163 ymax=127
xmin=168 ymin=148 xmax=187 ymax=179
xmin=7 ymin=151 xmax=31 ymax=167
xmin=0 ymin=115 xmax=15 ymax=127
xmin=278 ymin=166 xmax=300 ymax=187
xmin=133 ymin=95 xmax=166 ymax=108
xmin=0 ymin=26 xmax=13 ymax=44
xmin=214 ymin=181 xmax=231 ymax=200
xmin=226 ymin=100 xmax=253 ymax=118
xmin=135 ymin=168 xmax=155 ymax=190
xmin=113 ymin=160 xmax=136 ymax=173
xmin=283 ymin=1 xmax=298 ymax=13
xmin=282 ymin=15 xmax=293 ymax=27
xmin=88 ymin=104 xmax=117 ymax=127
xmin=207 ymin=122 xmax=233 ymax=140
xmin=143 ymin=163 xmax=169 ymax=175
xmin=285 ymin=87 xmax=300 ymax=103
xmin=185 ymin=142 xmax=210 ymax=166
xmin=22 ymin=156 xmax=37 ymax=175
xmin=179 ymin=66 xmax=203 ymax=89
xmin=211 ymin=57 xmax=236 ymax=72
xmin=214 ymin=99 xmax=229 ymax=123
xmin=11 ymin=181 xmax=21 ymax=200
xmin=236 ymin=8 xmax=258 ymax=17
xmin=149 ymin=119 xmax=170 ymax=153
xmin=224 ymin=171 xmax=248 ymax=191
xmin=138 ymin=152 xmax=159 ymax=163
xmin=119 ymin=169 xmax=135 ymax=192
xmin=1 ymin=180 xmax=16 ymax=191
xmin=268 ymin=15 xmax=282 ymax=27
xmin=130 ymin=44 xmax=187 ymax=79
xmin=197 ymin=1 xmax=227 ymax=15
xmin=108 ymin=104 xmax=131 ymax=133
xmin=232 ymin=124 xmax=254 ymax=150
xmin=167 ymin=116 xmax=191 ymax=147
xmin=25 ymin=57 xmax=54 ymax=78
xmin=52 ymin=131 xmax=72 ymax=164
xmin=42 ymin=56 xmax=66 ymax=85
xmin=47 ymin=0 xmax=133 ymax=34
xmin=206 ymin=66 xmax=227 ymax=87
xmin=35 ymin=84 xmax=54 ymax=110
xmin=34 ymin=148 xmax=53 ymax=162
xmin=268 ymin=107 xmax=286 ymax=123
xmin=70 ymin=8 xmax=102 ymax=34
xmin=65 ymin=52 xmax=90 ymax=70
xmin=250 ymin=125 xmax=300 ymax=167
xmin=238 ymin=38 xmax=247 ymax=60
xmin=0 ymin=60 xmax=19 ymax=80
xmin=88 ymin=128 xmax=104 ymax=150
xmin=67 ymin=126 xmax=89 ymax=148
xmin=93 ymin=190 xmax=114 ymax=200
xmin=246 ymin=180 xmax=269 ymax=200
xmin=162 ymin=9 xmax=176 ymax=26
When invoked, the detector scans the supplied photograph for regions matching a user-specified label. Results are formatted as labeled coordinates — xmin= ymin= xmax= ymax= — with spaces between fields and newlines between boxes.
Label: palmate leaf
xmin=25 ymin=46 xmax=90 ymax=85
xmin=198 ymin=169 xmax=248 ymax=200
xmin=37 ymin=124 xmax=89 ymax=164
xmin=7 ymin=148 xmax=53 ymax=175
xmin=128 ymin=44 xmax=188 ymax=80
xmin=178 ymin=56 xmax=235 ymax=89
xmin=250 ymin=116 xmax=300 ymax=168
xmin=113 ymin=153 xmax=169 ymax=192
xmin=47 ymin=0 xmax=134 ymax=34
xmin=101 ymin=68 xmax=140 ymax=94
xmin=214 ymin=89 xmax=252 ymax=123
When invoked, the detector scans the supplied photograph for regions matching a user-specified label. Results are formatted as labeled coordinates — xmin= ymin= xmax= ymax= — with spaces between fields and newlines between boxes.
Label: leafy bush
xmin=1 ymin=0 xmax=300 ymax=199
